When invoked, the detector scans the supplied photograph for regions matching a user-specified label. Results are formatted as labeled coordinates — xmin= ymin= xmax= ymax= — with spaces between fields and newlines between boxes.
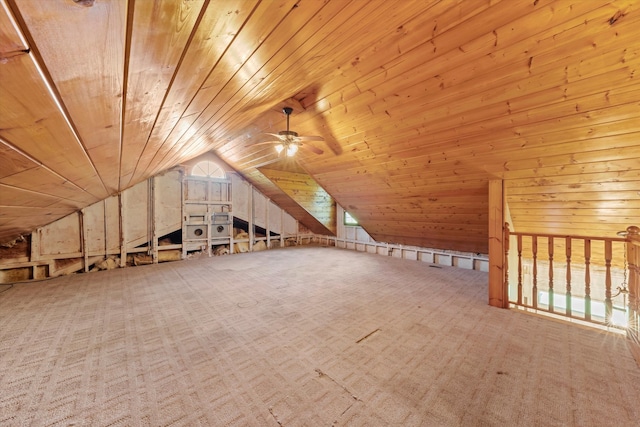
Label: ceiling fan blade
xmin=251 ymin=157 xmax=283 ymax=169
xmin=300 ymin=143 xmax=324 ymax=155
xmin=262 ymin=133 xmax=286 ymax=140
xmin=250 ymin=133 xmax=285 ymax=144
xmin=296 ymin=135 xmax=324 ymax=142
xmin=245 ymin=141 xmax=282 ymax=148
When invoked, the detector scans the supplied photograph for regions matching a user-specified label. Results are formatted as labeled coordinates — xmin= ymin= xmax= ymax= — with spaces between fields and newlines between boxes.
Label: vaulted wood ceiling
xmin=1 ymin=0 xmax=639 ymax=254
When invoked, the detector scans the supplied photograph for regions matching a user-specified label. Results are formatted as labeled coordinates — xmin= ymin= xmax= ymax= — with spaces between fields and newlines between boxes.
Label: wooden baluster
xmin=548 ymin=237 xmax=554 ymax=313
xmin=532 ymin=236 xmax=538 ymax=309
xmin=626 ymin=226 xmax=640 ymax=342
xmin=584 ymin=239 xmax=591 ymax=321
xmin=517 ymin=234 xmax=523 ymax=305
xmin=605 ymin=239 xmax=613 ymax=324
xmin=504 ymin=223 xmax=510 ymax=304
xmin=565 ymin=237 xmax=572 ymax=317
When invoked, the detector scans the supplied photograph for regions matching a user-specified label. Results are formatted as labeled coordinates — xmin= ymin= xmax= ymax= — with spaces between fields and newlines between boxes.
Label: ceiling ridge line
xmin=139 ymin=0 xmax=266 ymax=180
xmin=188 ymin=0 xmax=390 ymax=154
xmin=124 ymin=0 xmax=212 ymax=190
xmin=150 ymin=0 xmax=312 ymax=176
xmin=117 ymin=0 xmax=136 ymax=192
xmin=181 ymin=0 xmax=353 ymax=155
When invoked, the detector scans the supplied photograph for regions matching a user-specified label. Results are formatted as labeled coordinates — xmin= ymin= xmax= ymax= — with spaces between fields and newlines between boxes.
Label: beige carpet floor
xmin=1 ymin=246 xmax=639 ymax=426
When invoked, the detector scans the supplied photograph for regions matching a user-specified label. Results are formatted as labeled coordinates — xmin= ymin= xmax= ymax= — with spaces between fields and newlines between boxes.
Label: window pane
xmin=344 ymin=212 xmax=358 ymax=225
xmin=191 ymin=161 xmax=225 ymax=178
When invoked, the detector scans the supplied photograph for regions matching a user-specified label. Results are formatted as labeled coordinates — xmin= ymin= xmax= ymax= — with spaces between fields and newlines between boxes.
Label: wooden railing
xmin=505 ymin=225 xmax=639 ymax=341
xmin=623 ymin=226 xmax=639 ymax=361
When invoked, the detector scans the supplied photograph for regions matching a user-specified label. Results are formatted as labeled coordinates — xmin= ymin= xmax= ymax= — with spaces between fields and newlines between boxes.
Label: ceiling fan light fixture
xmin=249 ymin=106 xmax=323 ymax=157
xmin=286 ymin=143 xmax=298 ymax=157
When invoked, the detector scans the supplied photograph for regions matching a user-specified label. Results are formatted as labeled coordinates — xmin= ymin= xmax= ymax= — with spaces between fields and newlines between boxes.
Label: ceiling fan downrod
xmin=280 ymin=107 xmax=298 ymax=138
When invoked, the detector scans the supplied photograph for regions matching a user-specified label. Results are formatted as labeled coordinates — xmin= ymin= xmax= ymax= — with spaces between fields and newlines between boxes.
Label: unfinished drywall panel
xmin=434 ymin=253 xmax=452 ymax=266
xmin=104 ymin=196 xmax=120 ymax=253
xmin=1 ymin=165 xmax=306 ymax=283
xmin=210 ymin=177 xmax=230 ymax=203
xmin=78 ymin=196 xmax=121 ymax=256
xmin=356 ymin=228 xmax=371 ymax=242
xmin=402 ymin=249 xmax=418 ymax=261
xmin=390 ymin=248 xmax=403 ymax=259
xmin=124 ymin=180 xmax=150 ymax=249
xmin=345 ymin=227 xmax=356 ymax=241
xmin=185 ymin=179 xmax=207 ymax=201
xmin=252 ymin=189 xmax=267 ymax=229
xmin=184 ymin=184 xmax=208 ymax=219
xmin=231 ymin=173 xmax=250 ymax=221
xmin=453 ymin=257 xmax=474 ymax=270
xmin=83 ymin=201 xmax=106 ymax=256
xmin=268 ymin=201 xmax=282 ymax=234
xmin=37 ymin=213 xmax=81 ymax=257
xmin=284 ymin=212 xmax=297 ymax=235
xmin=475 ymin=259 xmax=489 ymax=272
xmin=154 ymin=170 xmax=182 ymax=237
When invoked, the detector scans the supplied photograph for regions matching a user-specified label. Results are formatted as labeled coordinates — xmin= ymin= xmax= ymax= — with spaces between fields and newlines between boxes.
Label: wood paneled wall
xmin=260 ymin=167 xmax=336 ymax=234
xmin=1 ymin=0 xmax=638 ymax=257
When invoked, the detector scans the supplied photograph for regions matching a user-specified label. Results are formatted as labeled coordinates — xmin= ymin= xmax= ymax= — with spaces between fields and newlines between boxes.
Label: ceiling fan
xmin=251 ymin=107 xmax=324 ymax=156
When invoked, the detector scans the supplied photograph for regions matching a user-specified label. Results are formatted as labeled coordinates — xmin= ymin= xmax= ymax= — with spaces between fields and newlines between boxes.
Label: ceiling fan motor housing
xmin=278 ymin=130 xmax=299 ymax=138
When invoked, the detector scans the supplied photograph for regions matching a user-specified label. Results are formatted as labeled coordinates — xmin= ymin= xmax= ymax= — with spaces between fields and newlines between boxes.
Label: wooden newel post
xmin=625 ymin=226 xmax=640 ymax=345
xmin=504 ymin=222 xmax=510 ymax=306
xmin=488 ymin=180 xmax=508 ymax=308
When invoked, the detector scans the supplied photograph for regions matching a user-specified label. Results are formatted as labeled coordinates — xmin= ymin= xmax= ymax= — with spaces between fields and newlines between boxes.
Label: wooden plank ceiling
xmin=1 ymin=0 xmax=639 ymax=254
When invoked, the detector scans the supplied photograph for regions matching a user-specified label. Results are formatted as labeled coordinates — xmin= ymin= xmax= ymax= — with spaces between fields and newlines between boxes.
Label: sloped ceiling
xmin=1 ymin=0 xmax=639 ymax=254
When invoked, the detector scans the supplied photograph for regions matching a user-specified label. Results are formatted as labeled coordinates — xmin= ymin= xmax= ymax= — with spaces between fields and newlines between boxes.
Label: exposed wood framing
xmin=119 ymin=193 xmax=126 ymax=267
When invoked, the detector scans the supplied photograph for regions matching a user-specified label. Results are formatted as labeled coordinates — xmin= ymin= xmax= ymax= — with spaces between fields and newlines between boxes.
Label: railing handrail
xmin=507 ymin=229 xmax=626 ymax=243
